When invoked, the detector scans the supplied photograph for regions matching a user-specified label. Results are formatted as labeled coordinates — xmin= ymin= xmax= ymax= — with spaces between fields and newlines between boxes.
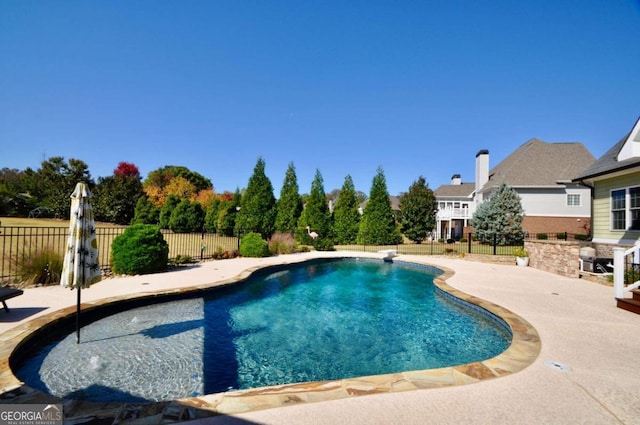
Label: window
xmin=631 ymin=187 xmax=640 ymax=230
xmin=611 ymin=187 xmax=640 ymax=231
xmin=567 ymin=194 xmax=581 ymax=206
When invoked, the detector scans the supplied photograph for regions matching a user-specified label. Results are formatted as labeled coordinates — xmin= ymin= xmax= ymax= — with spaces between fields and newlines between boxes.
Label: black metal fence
xmin=2 ymin=225 xmax=587 ymax=283
xmin=337 ymin=232 xmax=526 ymax=257
xmin=337 ymin=231 xmax=586 ymax=257
xmin=0 ymin=226 xmax=240 ymax=283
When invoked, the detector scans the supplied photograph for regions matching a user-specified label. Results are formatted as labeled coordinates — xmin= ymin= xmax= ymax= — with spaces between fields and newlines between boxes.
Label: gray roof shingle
xmin=435 ymin=182 xmax=475 ymax=197
xmin=574 ymin=118 xmax=640 ymax=181
xmin=482 ymin=138 xmax=595 ymax=191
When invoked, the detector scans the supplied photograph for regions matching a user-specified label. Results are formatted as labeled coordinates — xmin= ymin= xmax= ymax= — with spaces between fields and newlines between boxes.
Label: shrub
xmin=268 ymin=232 xmax=296 ymax=255
xmin=15 ymin=247 xmax=63 ymax=286
xmin=111 ymin=224 xmax=169 ymax=275
xmin=312 ymin=237 xmax=335 ymax=251
xmin=170 ymin=255 xmax=194 ymax=265
xmin=536 ymin=233 xmax=548 ymax=240
xmin=239 ymin=232 xmax=270 ymax=258
xmin=575 ymin=234 xmax=590 ymax=241
xmin=556 ymin=232 xmax=567 ymax=240
xmin=212 ymin=247 xmax=239 ymax=260
xmin=513 ymin=247 xmax=529 ymax=257
xmin=625 ymin=267 xmax=640 ymax=285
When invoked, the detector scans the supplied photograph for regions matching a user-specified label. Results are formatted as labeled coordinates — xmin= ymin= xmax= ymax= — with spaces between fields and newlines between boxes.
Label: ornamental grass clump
xmin=268 ymin=232 xmax=296 ymax=255
xmin=15 ymin=247 xmax=63 ymax=287
xmin=111 ymin=224 xmax=169 ymax=275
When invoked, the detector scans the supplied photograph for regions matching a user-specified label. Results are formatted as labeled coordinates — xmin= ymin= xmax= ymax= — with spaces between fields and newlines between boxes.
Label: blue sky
xmin=1 ymin=1 xmax=639 ymax=196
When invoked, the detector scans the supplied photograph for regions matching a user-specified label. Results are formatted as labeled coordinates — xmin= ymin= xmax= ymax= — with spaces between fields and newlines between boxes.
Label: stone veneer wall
xmin=525 ymin=240 xmax=580 ymax=278
xmin=591 ymin=242 xmax=634 ymax=259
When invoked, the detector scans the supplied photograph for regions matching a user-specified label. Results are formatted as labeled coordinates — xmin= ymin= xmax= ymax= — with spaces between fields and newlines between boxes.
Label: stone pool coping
xmin=0 ymin=254 xmax=541 ymax=423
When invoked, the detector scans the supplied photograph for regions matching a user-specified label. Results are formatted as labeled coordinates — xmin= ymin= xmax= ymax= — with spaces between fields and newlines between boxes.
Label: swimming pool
xmin=14 ymin=258 xmax=511 ymax=403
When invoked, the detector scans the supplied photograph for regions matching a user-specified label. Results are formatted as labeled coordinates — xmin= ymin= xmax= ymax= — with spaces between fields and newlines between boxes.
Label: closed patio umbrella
xmin=60 ymin=182 xmax=102 ymax=343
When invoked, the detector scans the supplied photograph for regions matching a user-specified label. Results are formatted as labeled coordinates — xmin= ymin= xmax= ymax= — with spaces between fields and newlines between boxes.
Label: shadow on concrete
xmin=0 ymin=307 xmax=48 ymax=323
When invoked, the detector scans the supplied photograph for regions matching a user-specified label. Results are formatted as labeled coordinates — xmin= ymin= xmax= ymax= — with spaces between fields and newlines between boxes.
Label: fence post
xmin=493 ymin=233 xmax=497 ymax=255
xmin=613 ymin=247 xmax=626 ymax=301
xmin=467 ymin=233 xmax=472 ymax=254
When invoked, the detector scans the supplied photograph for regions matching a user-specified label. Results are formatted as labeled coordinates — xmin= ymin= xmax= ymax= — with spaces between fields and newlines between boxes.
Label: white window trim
xmin=610 ymin=186 xmax=640 ymax=231
xmin=567 ymin=193 xmax=581 ymax=207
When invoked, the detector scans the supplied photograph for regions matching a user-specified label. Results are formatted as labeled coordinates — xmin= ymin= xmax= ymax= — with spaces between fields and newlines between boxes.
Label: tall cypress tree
xmin=235 ymin=158 xmax=276 ymax=238
xmin=471 ymin=182 xmax=524 ymax=245
xmin=159 ymin=195 xmax=181 ymax=229
xmin=275 ymin=162 xmax=303 ymax=234
xmin=297 ymin=169 xmax=333 ymax=250
xmin=357 ymin=167 xmax=402 ymax=245
xmin=218 ymin=190 xmax=241 ymax=236
xmin=333 ymin=175 xmax=361 ymax=244
xmin=399 ymin=176 xmax=437 ymax=243
xmin=204 ymin=198 xmax=221 ymax=233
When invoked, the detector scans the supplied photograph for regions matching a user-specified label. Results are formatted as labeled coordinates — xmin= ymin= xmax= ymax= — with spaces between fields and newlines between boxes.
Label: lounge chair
xmin=0 ymin=287 xmax=24 ymax=312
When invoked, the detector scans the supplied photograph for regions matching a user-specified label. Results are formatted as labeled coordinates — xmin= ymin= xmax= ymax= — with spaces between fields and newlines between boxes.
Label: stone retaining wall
xmin=525 ymin=240 xmax=581 ymax=278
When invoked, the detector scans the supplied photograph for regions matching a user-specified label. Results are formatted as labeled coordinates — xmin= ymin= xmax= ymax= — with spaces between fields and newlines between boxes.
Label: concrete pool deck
xmin=1 ymin=252 xmax=639 ymax=424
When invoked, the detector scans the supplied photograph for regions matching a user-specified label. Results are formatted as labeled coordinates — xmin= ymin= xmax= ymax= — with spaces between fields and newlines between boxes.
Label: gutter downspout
xmin=576 ymin=179 xmax=594 ymax=240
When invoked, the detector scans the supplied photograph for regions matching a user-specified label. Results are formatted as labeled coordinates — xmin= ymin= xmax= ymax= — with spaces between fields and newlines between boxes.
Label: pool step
xmin=617 ymin=289 xmax=640 ymax=315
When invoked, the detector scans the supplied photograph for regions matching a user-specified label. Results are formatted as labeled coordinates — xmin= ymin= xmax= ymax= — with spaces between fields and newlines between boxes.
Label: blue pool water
xmin=15 ymin=259 xmax=511 ymax=402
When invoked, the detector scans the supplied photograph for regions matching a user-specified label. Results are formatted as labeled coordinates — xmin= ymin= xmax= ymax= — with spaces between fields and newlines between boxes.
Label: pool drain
xmin=544 ymin=360 xmax=572 ymax=372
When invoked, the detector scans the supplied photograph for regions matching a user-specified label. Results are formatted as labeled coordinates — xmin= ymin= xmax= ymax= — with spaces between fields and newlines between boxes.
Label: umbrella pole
xmin=76 ymin=285 xmax=81 ymax=344
xmin=76 ymin=204 xmax=85 ymax=345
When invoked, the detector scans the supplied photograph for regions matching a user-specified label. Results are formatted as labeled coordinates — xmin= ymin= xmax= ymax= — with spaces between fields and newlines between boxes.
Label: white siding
xmin=517 ymin=186 xmax=590 ymax=217
xmin=592 ymin=171 xmax=640 ymax=243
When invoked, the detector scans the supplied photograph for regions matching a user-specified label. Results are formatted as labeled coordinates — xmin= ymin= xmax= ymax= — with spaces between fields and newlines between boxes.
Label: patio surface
xmin=1 ymin=252 xmax=639 ymax=424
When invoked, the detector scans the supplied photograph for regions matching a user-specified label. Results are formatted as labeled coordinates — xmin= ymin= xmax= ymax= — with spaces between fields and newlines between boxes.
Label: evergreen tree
xmin=169 ymin=199 xmax=205 ymax=233
xmin=275 ymin=162 xmax=303 ymax=234
xmin=93 ymin=162 xmax=143 ymax=224
xmin=297 ymin=169 xmax=333 ymax=250
xmin=471 ymin=182 xmax=524 ymax=245
xmin=38 ymin=157 xmax=94 ymax=218
xmin=204 ymin=198 xmax=221 ymax=233
xmin=159 ymin=195 xmax=181 ymax=229
xmin=132 ymin=195 xmax=160 ymax=224
xmin=219 ymin=190 xmax=241 ymax=236
xmin=0 ymin=168 xmax=41 ymax=217
xmin=357 ymin=167 xmax=402 ymax=245
xmin=235 ymin=158 xmax=276 ymax=238
xmin=399 ymin=176 xmax=437 ymax=243
xmin=333 ymin=175 xmax=360 ymax=244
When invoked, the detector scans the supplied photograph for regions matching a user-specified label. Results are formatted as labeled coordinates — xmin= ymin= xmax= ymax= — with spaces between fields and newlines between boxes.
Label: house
xmin=435 ymin=140 xmax=595 ymax=240
xmin=358 ymin=196 xmax=401 ymax=215
xmin=434 ymin=174 xmax=475 ymax=240
xmin=573 ymin=117 xmax=640 ymax=248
